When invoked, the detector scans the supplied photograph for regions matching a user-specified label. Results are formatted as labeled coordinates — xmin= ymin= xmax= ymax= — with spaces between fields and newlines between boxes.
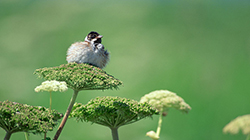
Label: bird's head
xmin=85 ymin=31 xmax=102 ymax=44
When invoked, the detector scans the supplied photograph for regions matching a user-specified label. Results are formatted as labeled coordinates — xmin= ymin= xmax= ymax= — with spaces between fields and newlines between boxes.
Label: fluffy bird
xmin=66 ymin=31 xmax=110 ymax=69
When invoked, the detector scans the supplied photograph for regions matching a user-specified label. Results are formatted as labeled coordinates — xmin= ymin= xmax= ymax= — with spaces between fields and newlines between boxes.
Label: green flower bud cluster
xmin=34 ymin=63 xmax=123 ymax=91
xmin=35 ymin=80 xmax=68 ymax=92
xmin=70 ymin=96 xmax=158 ymax=128
xmin=140 ymin=90 xmax=191 ymax=114
xmin=0 ymin=100 xmax=62 ymax=134
xmin=223 ymin=114 xmax=250 ymax=135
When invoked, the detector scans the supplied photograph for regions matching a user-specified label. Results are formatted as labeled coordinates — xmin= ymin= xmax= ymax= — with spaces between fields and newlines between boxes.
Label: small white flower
xmin=35 ymin=80 xmax=68 ymax=93
xmin=146 ymin=131 xmax=159 ymax=140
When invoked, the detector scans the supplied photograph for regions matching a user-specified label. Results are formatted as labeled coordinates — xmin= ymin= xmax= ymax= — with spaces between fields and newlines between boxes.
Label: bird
xmin=66 ymin=31 xmax=110 ymax=69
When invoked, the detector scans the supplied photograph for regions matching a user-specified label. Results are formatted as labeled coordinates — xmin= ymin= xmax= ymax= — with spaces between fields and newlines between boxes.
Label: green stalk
xmin=156 ymin=109 xmax=163 ymax=138
xmin=247 ymin=134 xmax=250 ymax=140
xmin=4 ymin=132 xmax=12 ymax=140
xmin=53 ymin=90 xmax=79 ymax=140
xmin=49 ymin=91 xmax=52 ymax=113
xmin=24 ymin=132 xmax=29 ymax=140
xmin=110 ymin=127 xmax=119 ymax=140
xmin=44 ymin=132 xmax=47 ymax=140
xmin=44 ymin=91 xmax=52 ymax=140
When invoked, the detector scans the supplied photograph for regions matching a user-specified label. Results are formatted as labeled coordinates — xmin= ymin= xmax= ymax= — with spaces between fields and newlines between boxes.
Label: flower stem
xmin=247 ymin=134 xmax=250 ymax=140
xmin=156 ymin=109 xmax=163 ymax=138
xmin=4 ymin=132 xmax=12 ymax=140
xmin=24 ymin=132 xmax=29 ymax=140
xmin=53 ymin=90 xmax=79 ymax=140
xmin=110 ymin=127 xmax=119 ymax=140
xmin=49 ymin=91 xmax=52 ymax=113
xmin=44 ymin=91 xmax=52 ymax=140
xmin=44 ymin=133 xmax=47 ymax=140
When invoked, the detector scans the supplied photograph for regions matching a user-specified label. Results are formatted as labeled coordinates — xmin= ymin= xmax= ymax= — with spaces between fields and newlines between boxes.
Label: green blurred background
xmin=0 ymin=0 xmax=250 ymax=140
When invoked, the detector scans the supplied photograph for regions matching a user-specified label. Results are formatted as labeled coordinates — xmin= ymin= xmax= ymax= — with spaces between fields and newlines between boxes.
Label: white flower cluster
xmin=223 ymin=114 xmax=250 ymax=135
xmin=35 ymin=80 xmax=68 ymax=92
xmin=140 ymin=90 xmax=191 ymax=113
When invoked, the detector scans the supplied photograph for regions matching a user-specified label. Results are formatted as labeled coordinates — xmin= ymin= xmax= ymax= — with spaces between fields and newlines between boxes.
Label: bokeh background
xmin=1 ymin=0 xmax=250 ymax=140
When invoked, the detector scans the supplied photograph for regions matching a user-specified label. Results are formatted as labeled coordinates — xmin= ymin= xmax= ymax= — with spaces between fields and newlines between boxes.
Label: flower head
xmin=140 ymin=90 xmax=191 ymax=114
xmin=35 ymin=80 xmax=68 ymax=92
xmin=0 ymin=100 xmax=62 ymax=135
xmin=70 ymin=96 xmax=158 ymax=128
xmin=223 ymin=114 xmax=250 ymax=135
xmin=34 ymin=63 xmax=123 ymax=91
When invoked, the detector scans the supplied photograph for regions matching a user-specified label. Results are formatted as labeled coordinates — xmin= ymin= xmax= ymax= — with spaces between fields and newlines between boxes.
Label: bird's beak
xmin=97 ymin=35 xmax=103 ymax=38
